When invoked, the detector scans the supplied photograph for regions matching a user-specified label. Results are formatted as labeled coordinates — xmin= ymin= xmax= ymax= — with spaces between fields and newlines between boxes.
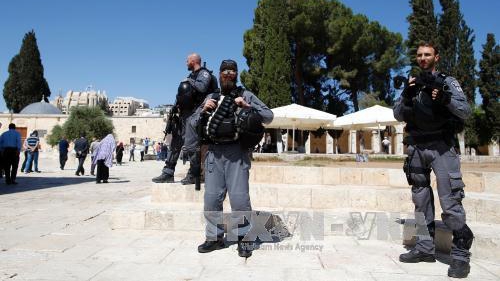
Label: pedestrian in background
xmin=89 ymin=137 xmax=100 ymax=176
xmin=92 ymin=134 xmax=116 ymax=184
xmin=59 ymin=136 xmax=69 ymax=170
xmin=74 ymin=134 xmax=89 ymax=176
xmin=0 ymin=123 xmax=21 ymax=185
xmin=116 ymin=142 xmax=124 ymax=165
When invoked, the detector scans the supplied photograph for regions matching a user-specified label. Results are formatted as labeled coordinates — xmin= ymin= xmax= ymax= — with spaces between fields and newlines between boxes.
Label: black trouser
xmin=96 ymin=160 xmax=109 ymax=182
xmin=162 ymin=113 xmax=198 ymax=177
xmin=0 ymin=151 xmax=3 ymax=177
xmin=3 ymin=148 xmax=19 ymax=183
xmin=76 ymin=156 xmax=86 ymax=175
xmin=59 ymin=153 xmax=68 ymax=169
xmin=116 ymin=152 xmax=123 ymax=164
xmin=140 ymin=151 xmax=144 ymax=161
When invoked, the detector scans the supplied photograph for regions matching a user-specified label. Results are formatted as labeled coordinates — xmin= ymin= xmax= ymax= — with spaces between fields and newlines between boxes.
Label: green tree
xmin=241 ymin=0 xmax=266 ymax=96
xmin=406 ymin=0 xmax=438 ymax=75
xmin=47 ymin=124 xmax=64 ymax=147
xmin=243 ymin=0 xmax=402 ymax=113
xmin=456 ymin=18 xmax=476 ymax=103
xmin=327 ymin=10 xmax=404 ymax=111
xmin=437 ymin=0 xmax=460 ymax=75
xmin=3 ymin=30 xmax=51 ymax=113
xmin=288 ymin=0 xmax=331 ymax=106
xmin=250 ymin=0 xmax=291 ymax=108
xmin=478 ymin=33 xmax=500 ymax=141
xmin=59 ymin=106 xmax=114 ymax=141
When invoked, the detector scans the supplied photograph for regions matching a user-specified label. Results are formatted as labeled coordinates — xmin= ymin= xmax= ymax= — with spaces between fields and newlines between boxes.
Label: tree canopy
xmin=242 ymin=0 xmax=403 ymax=114
xmin=3 ymin=30 xmax=51 ymax=113
xmin=47 ymin=106 xmax=114 ymax=146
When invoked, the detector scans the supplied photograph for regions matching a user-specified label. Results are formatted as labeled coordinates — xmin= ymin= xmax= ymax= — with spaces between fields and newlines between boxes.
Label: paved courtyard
xmin=1 ymin=155 xmax=499 ymax=281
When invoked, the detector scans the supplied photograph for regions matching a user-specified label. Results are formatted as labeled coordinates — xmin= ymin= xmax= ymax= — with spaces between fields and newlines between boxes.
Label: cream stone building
xmin=0 ymin=101 xmax=166 ymax=153
xmin=108 ymin=97 xmax=149 ymax=116
xmin=51 ymin=89 xmax=108 ymax=114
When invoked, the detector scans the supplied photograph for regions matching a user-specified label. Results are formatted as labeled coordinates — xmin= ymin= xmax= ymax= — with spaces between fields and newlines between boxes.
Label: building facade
xmin=51 ymin=89 xmax=108 ymax=114
xmin=108 ymin=97 xmax=149 ymax=116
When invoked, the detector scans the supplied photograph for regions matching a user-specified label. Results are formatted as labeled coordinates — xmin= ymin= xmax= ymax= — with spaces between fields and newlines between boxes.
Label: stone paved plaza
xmin=1 ymin=155 xmax=500 ymax=281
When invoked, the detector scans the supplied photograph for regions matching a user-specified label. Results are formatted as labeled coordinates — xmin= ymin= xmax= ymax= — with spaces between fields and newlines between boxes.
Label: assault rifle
xmin=394 ymin=71 xmax=449 ymax=95
xmin=163 ymin=102 xmax=179 ymax=141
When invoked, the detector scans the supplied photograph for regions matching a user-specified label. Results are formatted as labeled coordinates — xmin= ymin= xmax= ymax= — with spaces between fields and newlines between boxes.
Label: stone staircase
xmin=110 ymin=165 xmax=500 ymax=262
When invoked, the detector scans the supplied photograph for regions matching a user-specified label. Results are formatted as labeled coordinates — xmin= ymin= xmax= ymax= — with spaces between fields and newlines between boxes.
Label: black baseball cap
xmin=220 ymin=59 xmax=238 ymax=72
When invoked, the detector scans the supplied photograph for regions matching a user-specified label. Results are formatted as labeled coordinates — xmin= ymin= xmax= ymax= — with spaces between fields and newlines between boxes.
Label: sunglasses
xmin=221 ymin=69 xmax=237 ymax=75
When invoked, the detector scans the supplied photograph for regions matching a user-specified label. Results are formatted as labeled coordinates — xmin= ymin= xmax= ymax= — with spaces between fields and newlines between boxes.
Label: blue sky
xmin=1 ymin=0 xmax=498 ymax=112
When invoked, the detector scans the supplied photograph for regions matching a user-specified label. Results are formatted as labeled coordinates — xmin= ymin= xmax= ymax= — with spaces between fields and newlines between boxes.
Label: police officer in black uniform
xmin=152 ymin=53 xmax=216 ymax=184
xmin=393 ymin=42 xmax=473 ymax=278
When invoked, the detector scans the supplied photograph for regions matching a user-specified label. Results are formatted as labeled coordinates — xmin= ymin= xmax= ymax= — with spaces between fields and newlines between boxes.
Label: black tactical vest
xmin=407 ymin=73 xmax=464 ymax=135
xmin=203 ymin=87 xmax=243 ymax=144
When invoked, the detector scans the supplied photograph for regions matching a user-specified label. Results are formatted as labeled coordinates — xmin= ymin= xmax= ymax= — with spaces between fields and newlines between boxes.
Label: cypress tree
xmin=406 ymin=0 xmax=438 ymax=75
xmin=455 ymin=18 xmax=476 ymax=104
xmin=259 ymin=0 xmax=292 ymax=108
xmin=478 ymin=34 xmax=500 ymax=140
xmin=3 ymin=30 xmax=51 ymax=113
xmin=241 ymin=1 xmax=266 ymax=96
xmin=437 ymin=0 xmax=460 ymax=75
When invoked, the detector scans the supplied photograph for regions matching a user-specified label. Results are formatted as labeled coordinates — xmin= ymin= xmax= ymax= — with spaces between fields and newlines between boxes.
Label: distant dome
xmin=20 ymin=101 xmax=62 ymax=115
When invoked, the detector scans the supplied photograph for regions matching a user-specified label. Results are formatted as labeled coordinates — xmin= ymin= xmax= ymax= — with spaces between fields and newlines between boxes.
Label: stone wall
xmin=0 ymin=114 xmax=166 ymax=151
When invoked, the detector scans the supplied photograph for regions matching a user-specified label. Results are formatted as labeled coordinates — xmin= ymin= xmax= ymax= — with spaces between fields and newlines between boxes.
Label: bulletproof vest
xmin=203 ymin=87 xmax=244 ymax=143
xmin=407 ymin=73 xmax=464 ymax=134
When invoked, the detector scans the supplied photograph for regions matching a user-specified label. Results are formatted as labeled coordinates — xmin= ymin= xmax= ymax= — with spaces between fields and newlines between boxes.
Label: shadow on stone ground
xmin=0 ymin=176 xmax=129 ymax=195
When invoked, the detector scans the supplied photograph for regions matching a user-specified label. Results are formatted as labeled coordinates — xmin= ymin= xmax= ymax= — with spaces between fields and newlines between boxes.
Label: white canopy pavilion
xmin=265 ymin=103 xmax=337 ymax=152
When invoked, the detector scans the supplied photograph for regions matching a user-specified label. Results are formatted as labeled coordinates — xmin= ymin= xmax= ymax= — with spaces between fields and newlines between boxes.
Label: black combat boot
xmin=448 ymin=259 xmax=470 ymax=278
xmin=151 ymin=173 xmax=175 ymax=183
xmin=448 ymin=224 xmax=474 ymax=278
xmin=198 ymin=237 xmax=225 ymax=253
xmin=180 ymin=174 xmax=196 ymax=185
xmin=237 ymin=236 xmax=255 ymax=258
xmin=399 ymin=248 xmax=436 ymax=263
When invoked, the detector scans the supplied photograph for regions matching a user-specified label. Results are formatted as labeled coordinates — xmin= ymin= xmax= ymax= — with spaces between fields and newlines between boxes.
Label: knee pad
xmin=452 ymin=224 xmax=474 ymax=250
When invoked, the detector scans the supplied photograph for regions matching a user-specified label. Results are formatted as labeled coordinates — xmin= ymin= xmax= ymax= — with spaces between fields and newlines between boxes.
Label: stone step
xmin=249 ymin=165 xmax=500 ymax=194
xmin=109 ymin=199 xmax=500 ymax=263
xmin=151 ymin=182 xmax=500 ymax=225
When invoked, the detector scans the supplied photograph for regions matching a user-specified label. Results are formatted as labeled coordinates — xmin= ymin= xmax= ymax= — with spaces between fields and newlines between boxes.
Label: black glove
xmin=438 ymin=90 xmax=452 ymax=105
xmin=401 ymin=85 xmax=417 ymax=106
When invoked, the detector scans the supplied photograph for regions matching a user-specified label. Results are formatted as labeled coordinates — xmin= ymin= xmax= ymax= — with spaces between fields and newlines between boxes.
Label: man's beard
xmin=187 ymin=65 xmax=194 ymax=71
xmin=221 ymin=79 xmax=236 ymax=94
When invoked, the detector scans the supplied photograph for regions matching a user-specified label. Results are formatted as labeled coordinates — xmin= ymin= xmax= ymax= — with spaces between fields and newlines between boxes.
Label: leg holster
xmin=403 ymin=156 xmax=413 ymax=185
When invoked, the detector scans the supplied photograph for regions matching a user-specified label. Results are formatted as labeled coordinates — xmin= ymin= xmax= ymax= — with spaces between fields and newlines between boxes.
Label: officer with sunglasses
xmin=195 ymin=60 xmax=273 ymax=258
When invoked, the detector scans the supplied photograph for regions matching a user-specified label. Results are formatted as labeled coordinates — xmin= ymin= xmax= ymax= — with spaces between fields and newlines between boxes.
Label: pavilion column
xmin=275 ymin=129 xmax=283 ymax=153
xmin=326 ymin=132 xmax=334 ymax=154
xmin=282 ymin=131 xmax=288 ymax=152
xmin=395 ymin=124 xmax=405 ymax=155
xmin=348 ymin=130 xmax=357 ymax=153
xmin=371 ymin=130 xmax=381 ymax=153
xmin=458 ymin=132 xmax=465 ymax=155
xmin=305 ymin=132 xmax=311 ymax=154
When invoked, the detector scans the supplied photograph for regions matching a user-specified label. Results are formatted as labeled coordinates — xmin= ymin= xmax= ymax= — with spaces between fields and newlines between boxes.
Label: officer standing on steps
xmin=152 ymin=53 xmax=216 ymax=184
xmin=195 ymin=59 xmax=273 ymax=258
xmin=393 ymin=42 xmax=473 ymax=279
